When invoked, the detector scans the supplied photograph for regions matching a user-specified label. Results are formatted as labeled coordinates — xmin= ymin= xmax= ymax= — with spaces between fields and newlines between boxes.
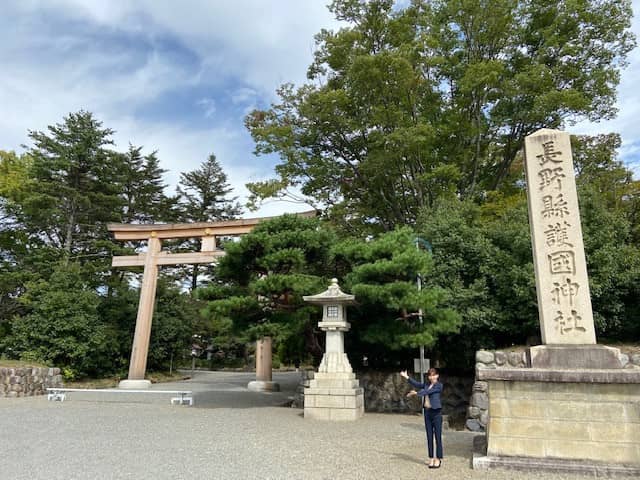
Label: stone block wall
xmin=467 ymin=350 xmax=527 ymax=431
xmin=294 ymin=369 xmax=473 ymax=424
xmin=487 ymin=379 xmax=640 ymax=464
xmin=468 ymin=348 xmax=640 ymax=432
xmin=0 ymin=367 xmax=63 ymax=398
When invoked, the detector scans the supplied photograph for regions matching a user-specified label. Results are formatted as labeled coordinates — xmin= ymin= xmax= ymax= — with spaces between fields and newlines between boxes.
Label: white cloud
xmin=35 ymin=0 xmax=340 ymax=97
xmin=231 ymin=87 xmax=258 ymax=105
xmin=0 ymin=1 xmax=342 ymax=218
xmin=1 ymin=0 xmax=639 ymax=224
xmin=196 ymin=98 xmax=217 ymax=118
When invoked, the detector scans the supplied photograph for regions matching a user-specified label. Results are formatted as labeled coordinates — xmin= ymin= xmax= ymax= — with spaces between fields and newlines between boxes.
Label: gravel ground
xmin=0 ymin=371 xmax=609 ymax=480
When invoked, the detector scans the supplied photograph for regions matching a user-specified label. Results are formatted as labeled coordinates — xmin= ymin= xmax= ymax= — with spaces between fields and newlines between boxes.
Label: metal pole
xmin=416 ymin=239 xmax=425 ymax=385
xmin=418 ymin=273 xmax=425 ymax=384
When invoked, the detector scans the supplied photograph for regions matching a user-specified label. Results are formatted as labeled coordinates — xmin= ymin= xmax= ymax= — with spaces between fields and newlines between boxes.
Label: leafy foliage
xmin=0 ymin=112 xmax=232 ymax=377
xmin=246 ymin=0 xmax=635 ymax=231
xmin=334 ymin=227 xmax=460 ymax=366
xmin=6 ymin=263 xmax=112 ymax=378
xmin=200 ymin=214 xmax=335 ymax=365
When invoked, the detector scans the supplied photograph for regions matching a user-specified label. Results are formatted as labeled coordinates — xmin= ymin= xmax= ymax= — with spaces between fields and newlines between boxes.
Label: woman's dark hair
xmin=427 ymin=368 xmax=439 ymax=376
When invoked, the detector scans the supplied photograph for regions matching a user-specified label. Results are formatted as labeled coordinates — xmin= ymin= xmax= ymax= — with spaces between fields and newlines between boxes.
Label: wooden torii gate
xmin=108 ymin=213 xmax=314 ymax=389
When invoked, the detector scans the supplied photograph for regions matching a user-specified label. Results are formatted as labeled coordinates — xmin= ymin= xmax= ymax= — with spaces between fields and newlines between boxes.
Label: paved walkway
xmin=0 ymin=371 xmax=602 ymax=479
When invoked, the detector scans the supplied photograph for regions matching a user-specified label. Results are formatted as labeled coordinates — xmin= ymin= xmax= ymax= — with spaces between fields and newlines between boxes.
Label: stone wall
xmin=0 ymin=367 xmax=63 ymax=397
xmin=467 ymin=349 xmax=528 ymax=432
xmin=478 ymin=368 xmax=640 ymax=469
xmin=294 ymin=369 xmax=473 ymax=425
xmin=467 ymin=348 xmax=640 ymax=432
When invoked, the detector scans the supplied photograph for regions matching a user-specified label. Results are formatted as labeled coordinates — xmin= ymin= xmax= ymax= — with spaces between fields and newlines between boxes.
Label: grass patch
xmin=65 ymin=371 xmax=189 ymax=389
xmin=0 ymin=360 xmax=49 ymax=368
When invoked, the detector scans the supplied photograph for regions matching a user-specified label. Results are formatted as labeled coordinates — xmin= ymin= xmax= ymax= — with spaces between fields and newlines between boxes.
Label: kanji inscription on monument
xmin=524 ymin=129 xmax=596 ymax=344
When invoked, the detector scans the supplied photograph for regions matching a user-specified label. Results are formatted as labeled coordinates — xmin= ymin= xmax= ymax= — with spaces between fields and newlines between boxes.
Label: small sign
xmin=414 ymin=358 xmax=430 ymax=373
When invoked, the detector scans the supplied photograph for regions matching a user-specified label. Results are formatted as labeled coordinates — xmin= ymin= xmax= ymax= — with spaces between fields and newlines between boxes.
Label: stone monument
xmin=473 ymin=129 xmax=640 ymax=476
xmin=302 ymin=279 xmax=364 ymax=421
xmin=247 ymin=337 xmax=280 ymax=392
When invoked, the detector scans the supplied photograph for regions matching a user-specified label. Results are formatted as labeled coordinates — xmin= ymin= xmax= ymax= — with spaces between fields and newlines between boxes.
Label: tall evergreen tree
xmin=176 ymin=153 xmax=242 ymax=290
xmin=177 ymin=153 xmax=242 ymax=222
xmin=21 ymin=110 xmax=124 ymax=266
xmin=119 ymin=145 xmax=176 ymax=224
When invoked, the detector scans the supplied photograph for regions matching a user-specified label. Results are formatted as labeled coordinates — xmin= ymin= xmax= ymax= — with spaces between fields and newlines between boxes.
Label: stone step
xmin=313 ymin=372 xmax=356 ymax=380
xmin=304 ymin=387 xmax=364 ymax=396
xmin=308 ymin=379 xmax=360 ymax=389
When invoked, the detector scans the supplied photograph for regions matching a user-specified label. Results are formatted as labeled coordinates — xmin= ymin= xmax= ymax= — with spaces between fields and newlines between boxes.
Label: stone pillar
xmin=248 ymin=337 xmax=280 ymax=392
xmin=120 ymin=236 xmax=161 ymax=389
xmin=524 ymin=129 xmax=596 ymax=345
xmin=256 ymin=337 xmax=272 ymax=381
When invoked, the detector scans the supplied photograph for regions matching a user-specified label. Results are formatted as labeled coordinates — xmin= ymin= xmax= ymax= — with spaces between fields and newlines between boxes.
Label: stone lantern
xmin=302 ymin=279 xmax=364 ymax=421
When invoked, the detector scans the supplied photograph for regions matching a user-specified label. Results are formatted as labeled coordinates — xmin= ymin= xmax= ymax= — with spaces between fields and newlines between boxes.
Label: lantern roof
xmin=303 ymin=278 xmax=356 ymax=305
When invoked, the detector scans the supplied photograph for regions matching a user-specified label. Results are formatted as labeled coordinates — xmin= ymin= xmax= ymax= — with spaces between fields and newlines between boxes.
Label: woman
xmin=400 ymin=367 xmax=443 ymax=468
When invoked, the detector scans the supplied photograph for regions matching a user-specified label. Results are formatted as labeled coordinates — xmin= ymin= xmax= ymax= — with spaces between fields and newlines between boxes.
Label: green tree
xmin=177 ymin=153 xmax=242 ymax=223
xmin=119 ymin=145 xmax=176 ymax=224
xmin=147 ymin=279 xmax=200 ymax=371
xmin=419 ymin=195 xmax=538 ymax=368
xmin=23 ymin=111 xmax=124 ymax=261
xmin=0 ymin=151 xmax=32 ymax=330
xmin=6 ymin=262 xmax=115 ymax=378
xmin=333 ymin=227 xmax=460 ymax=366
xmin=418 ymin=138 xmax=640 ymax=368
xmin=200 ymin=214 xmax=334 ymax=365
xmin=176 ymin=153 xmax=242 ymax=291
xmin=245 ymin=0 xmax=634 ymax=231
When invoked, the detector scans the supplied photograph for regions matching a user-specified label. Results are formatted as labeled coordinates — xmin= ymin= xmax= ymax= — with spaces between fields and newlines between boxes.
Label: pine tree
xmin=22 ymin=111 xmax=124 ymax=261
xmin=120 ymin=145 xmax=176 ymax=224
xmin=177 ymin=153 xmax=242 ymax=222
xmin=333 ymin=227 xmax=461 ymax=365
xmin=200 ymin=214 xmax=334 ymax=365
xmin=176 ymin=153 xmax=242 ymax=290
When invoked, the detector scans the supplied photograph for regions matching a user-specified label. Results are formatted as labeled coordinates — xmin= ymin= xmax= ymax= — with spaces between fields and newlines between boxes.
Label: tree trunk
xmin=191 ymin=264 xmax=198 ymax=292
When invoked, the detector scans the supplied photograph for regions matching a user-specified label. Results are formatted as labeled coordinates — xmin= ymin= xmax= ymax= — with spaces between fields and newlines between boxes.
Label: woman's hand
xmin=400 ymin=370 xmax=409 ymax=379
xmin=406 ymin=390 xmax=417 ymax=397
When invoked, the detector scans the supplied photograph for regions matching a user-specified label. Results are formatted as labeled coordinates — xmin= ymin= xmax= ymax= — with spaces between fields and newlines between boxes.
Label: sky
xmin=1 ymin=1 xmax=639 ymax=219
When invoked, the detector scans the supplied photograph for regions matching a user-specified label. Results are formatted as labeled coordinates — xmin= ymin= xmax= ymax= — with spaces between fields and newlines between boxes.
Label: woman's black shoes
xmin=428 ymin=460 xmax=442 ymax=469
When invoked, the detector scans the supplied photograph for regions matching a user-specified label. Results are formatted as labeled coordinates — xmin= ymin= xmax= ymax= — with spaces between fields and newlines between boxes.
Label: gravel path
xmin=0 ymin=371 xmax=605 ymax=479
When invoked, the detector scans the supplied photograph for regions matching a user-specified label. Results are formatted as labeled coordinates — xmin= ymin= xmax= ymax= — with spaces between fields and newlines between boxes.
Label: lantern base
xmin=304 ymin=370 xmax=364 ymax=421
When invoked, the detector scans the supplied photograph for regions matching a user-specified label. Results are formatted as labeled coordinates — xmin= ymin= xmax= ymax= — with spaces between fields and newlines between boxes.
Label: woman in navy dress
xmin=400 ymin=367 xmax=443 ymax=468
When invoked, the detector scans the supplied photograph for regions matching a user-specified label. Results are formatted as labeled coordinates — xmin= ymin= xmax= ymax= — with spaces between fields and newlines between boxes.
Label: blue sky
xmin=1 ymin=1 xmax=639 ymax=218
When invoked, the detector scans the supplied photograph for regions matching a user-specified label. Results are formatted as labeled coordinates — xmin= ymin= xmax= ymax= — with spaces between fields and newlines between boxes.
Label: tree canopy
xmin=246 ymin=0 xmax=635 ymax=231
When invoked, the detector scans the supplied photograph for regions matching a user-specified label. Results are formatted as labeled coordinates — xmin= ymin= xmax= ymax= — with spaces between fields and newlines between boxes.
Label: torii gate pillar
xmin=119 ymin=236 xmax=162 ymax=389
